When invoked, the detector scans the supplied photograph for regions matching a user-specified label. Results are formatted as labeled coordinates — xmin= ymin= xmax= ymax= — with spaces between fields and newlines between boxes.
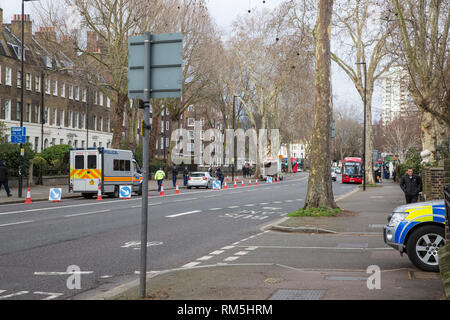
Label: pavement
xmin=75 ymin=178 xmax=445 ymax=300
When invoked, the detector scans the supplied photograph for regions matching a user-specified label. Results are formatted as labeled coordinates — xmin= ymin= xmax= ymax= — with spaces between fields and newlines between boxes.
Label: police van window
xmin=120 ymin=160 xmax=125 ymax=171
xmin=125 ymin=160 xmax=130 ymax=171
xmin=87 ymin=155 xmax=97 ymax=169
xmin=114 ymin=159 xmax=120 ymax=171
xmin=75 ymin=155 xmax=84 ymax=169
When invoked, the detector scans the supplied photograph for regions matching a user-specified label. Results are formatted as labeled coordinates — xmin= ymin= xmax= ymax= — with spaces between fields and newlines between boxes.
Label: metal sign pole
xmin=139 ymin=32 xmax=151 ymax=298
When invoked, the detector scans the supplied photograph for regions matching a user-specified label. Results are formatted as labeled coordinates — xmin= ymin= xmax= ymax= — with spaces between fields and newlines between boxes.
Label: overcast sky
xmin=0 ymin=0 xmax=381 ymax=119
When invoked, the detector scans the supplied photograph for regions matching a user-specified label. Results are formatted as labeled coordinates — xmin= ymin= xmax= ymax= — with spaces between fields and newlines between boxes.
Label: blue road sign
xmin=120 ymin=185 xmax=132 ymax=199
xmin=49 ymin=188 xmax=62 ymax=201
xmin=266 ymin=177 xmax=273 ymax=184
xmin=213 ymin=180 xmax=221 ymax=190
xmin=11 ymin=127 xmax=26 ymax=144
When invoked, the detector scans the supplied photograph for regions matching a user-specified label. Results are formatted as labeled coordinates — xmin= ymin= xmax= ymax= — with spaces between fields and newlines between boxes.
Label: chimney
xmin=10 ymin=14 xmax=32 ymax=45
xmin=35 ymin=26 xmax=57 ymax=44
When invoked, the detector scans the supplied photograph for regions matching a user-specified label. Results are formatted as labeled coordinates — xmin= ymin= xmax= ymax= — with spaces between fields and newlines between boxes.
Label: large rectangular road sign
xmin=128 ymin=32 xmax=183 ymax=100
xmin=11 ymin=127 xmax=26 ymax=144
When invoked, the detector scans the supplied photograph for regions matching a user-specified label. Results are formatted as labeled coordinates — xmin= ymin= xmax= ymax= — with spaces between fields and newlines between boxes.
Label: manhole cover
xmin=269 ymin=289 xmax=325 ymax=300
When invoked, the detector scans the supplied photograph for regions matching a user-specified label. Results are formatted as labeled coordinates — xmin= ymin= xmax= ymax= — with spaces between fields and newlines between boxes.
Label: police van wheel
xmin=113 ymin=186 xmax=120 ymax=198
xmin=82 ymin=193 xmax=93 ymax=199
xmin=137 ymin=184 xmax=142 ymax=196
xmin=406 ymin=225 xmax=445 ymax=272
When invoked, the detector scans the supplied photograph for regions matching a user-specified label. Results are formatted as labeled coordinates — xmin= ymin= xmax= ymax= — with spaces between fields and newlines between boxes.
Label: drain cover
xmin=269 ymin=289 xmax=325 ymax=300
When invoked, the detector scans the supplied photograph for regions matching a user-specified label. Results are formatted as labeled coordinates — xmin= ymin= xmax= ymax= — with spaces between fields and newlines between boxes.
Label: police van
xmin=69 ymin=148 xmax=143 ymax=198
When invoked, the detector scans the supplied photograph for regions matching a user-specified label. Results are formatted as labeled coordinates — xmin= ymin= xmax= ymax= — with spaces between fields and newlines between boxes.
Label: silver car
xmin=187 ymin=172 xmax=214 ymax=189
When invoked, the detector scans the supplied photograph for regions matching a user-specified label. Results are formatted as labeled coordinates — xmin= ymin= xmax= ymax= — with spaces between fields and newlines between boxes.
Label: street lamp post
xmin=356 ymin=62 xmax=367 ymax=191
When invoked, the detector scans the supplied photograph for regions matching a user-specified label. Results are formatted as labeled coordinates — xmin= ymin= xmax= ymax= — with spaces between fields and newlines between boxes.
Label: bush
xmin=395 ymin=147 xmax=422 ymax=178
xmin=0 ymin=142 xmax=35 ymax=177
xmin=37 ymin=144 xmax=70 ymax=176
xmin=287 ymin=207 xmax=342 ymax=217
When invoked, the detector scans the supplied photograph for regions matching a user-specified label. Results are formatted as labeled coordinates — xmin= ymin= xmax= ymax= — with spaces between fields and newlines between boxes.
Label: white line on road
xmin=223 ymin=256 xmax=240 ymax=262
xmin=0 ymin=291 xmax=29 ymax=299
xmin=33 ymin=292 xmax=63 ymax=300
xmin=197 ymin=256 xmax=213 ymax=261
xmin=0 ymin=220 xmax=34 ymax=227
xmin=227 ymin=206 xmax=240 ymax=209
xmin=209 ymin=208 xmax=222 ymax=211
xmin=181 ymin=262 xmax=201 ymax=268
xmin=64 ymin=209 xmax=110 ymax=218
xmin=234 ymin=251 xmax=249 ymax=256
xmin=34 ymin=271 xmax=94 ymax=275
xmin=166 ymin=210 xmax=202 ymax=218
xmin=210 ymin=250 xmax=224 ymax=255
xmin=221 ymin=246 xmax=235 ymax=250
xmin=172 ymin=197 xmax=198 ymax=202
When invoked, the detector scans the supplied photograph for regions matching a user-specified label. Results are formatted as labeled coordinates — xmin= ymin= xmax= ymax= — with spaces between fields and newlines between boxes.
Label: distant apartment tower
xmin=381 ymin=66 xmax=417 ymax=125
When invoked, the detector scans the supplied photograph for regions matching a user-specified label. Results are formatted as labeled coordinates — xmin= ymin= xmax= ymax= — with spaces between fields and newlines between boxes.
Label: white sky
xmin=0 ymin=0 xmax=381 ymax=119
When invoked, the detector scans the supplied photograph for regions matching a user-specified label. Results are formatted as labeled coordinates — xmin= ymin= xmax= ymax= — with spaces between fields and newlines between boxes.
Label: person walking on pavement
xmin=155 ymin=167 xmax=166 ymax=192
xmin=216 ymin=167 xmax=224 ymax=188
xmin=0 ymin=160 xmax=12 ymax=197
xmin=171 ymin=165 xmax=178 ymax=188
xmin=400 ymin=167 xmax=422 ymax=204
xmin=183 ymin=166 xmax=189 ymax=186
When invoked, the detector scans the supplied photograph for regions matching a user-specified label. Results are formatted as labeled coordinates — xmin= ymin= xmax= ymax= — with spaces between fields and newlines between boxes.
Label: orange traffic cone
xmin=255 ymin=179 xmax=259 ymax=186
xmin=175 ymin=183 xmax=180 ymax=194
xmin=224 ymin=181 xmax=227 ymax=189
xmin=160 ymin=184 xmax=165 ymax=196
xmin=233 ymin=180 xmax=237 ymax=188
xmin=24 ymin=188 xmax=32 ymax=204
xmin=96 ymin=185 xmax=103 ymax=201
xmin=241 ymin=180 xmax=245 ymax=187
xmin=249 ymin=179 xmax=252 ymax=186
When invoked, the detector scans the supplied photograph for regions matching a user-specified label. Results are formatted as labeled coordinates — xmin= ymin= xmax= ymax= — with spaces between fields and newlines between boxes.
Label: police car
xmin=383 ymin=200 xmax=446 ymax=272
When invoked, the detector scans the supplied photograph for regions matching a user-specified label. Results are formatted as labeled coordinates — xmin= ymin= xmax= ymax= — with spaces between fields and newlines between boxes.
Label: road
xmin=1 ymin=173 xmax=433 ymax=300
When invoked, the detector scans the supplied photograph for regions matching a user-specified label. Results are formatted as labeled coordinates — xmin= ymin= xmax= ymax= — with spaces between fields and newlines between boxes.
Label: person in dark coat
xmin=400 ymin=167 xmax=422 ymax=204
xmin=0 ymin=160 xmax=12 ymax=197
xmin=216 ymin=167 xmax=224 ymax=188
xmin=171 ymin=165 xmax=178 ymax=188
xmin=182 ymin=167 xmax=189 ymax=186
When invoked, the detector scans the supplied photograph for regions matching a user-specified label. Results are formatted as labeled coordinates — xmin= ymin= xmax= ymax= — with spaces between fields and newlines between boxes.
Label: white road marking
xmin=0 ymin=291 xmax=29 ymax=299
xmin=227 ymin=206 xmax=240 ymax=209
xmin=210 ymin=250 xmax=224 ymax=255
xmin=262 ymin=207 xmax=282 ymax=210
xmin=33 ymin=292 xmax=63 ymax=300
xmin=260 ymin=202 xmax=269 ymax=205
xmin=208 ymin=208 xmax=222 ymax=211
xmin=0 ymin=220 xmax=34 ymax=228
xmin=166 ymin=210 xmax=202 ymax=218
xmin=181 ymin=262 xmax=201 ymax=268
xmin=272 ymin=201 xmax=282 ymax=204
xmin=100 ymin=275 xmax=113 ymax=279
xmin=246 ymin=246 xmax=258 ymax=251
xmin=34 ymin=271 xmax=94 ymax=275
xmin=173 ymin=197 xmax=198 ymax=202
xmin=285 ymin=200 xmax=293 ymax=202
xmin=234 ymin=251 xmax=249 ymax=256
xmin=221 ymin=246 xmax=235 ymax=250
xmin=64 ymin=209 xmax=110 ymax=218
xmin=197 ymin=256 xmax=213 ymax=261
xmin=244 ymin=204 xmax=255 ymax=207
xmin=223 ymin=256 xmax=240 ymax=262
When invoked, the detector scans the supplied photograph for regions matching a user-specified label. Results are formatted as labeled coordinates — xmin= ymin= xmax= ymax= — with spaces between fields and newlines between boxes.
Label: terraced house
xmin=0 ymin=9 xmax=113 ymax=152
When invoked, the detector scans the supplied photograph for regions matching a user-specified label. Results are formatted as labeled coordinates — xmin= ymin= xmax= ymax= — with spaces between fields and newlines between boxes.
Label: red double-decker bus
xmin=342 ymin=157 xmax=363 ymax=184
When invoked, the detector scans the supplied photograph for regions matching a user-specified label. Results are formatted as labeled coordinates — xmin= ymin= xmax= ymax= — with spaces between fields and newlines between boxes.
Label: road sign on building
xmin=11 ymin=127 xmax=26 ymax=144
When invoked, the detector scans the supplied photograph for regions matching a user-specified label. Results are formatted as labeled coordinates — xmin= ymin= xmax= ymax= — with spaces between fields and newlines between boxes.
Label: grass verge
xmin=287 ymin=207 xmax=342 ymax=217
xmin=358 ymin=184 xmax=378 ymax=188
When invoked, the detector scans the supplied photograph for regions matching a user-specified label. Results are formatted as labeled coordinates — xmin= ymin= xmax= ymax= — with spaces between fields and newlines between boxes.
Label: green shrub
xmin=0 ymin=142 xmax=35 ymax=177
xmin=39 ymin=144 xmax=70 ymax=163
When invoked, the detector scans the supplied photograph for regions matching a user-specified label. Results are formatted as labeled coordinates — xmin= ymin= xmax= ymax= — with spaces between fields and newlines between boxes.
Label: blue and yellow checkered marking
xmin=394 ymin=204 xmax=445 ymax=245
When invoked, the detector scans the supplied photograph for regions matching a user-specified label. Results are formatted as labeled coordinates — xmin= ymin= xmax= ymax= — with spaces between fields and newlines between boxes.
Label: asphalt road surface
xmin=0 ymin=173 xmax=362 ymax=300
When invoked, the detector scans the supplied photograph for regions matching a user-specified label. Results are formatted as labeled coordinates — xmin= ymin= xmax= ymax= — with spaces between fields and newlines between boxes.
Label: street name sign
xmin=11 ymin=127 xmax=26 ymax=144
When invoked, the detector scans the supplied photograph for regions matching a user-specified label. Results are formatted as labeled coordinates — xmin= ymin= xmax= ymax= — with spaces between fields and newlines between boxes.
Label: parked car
xmin=383 ymin=200 xmax=445 ymax=272
xmin=335 ymin=167 xmax=341 ymax=174
xmin=331 ymin=167 xmax=337 ymax=181
xmin=187 ymin=172 xmax=214 ymax=189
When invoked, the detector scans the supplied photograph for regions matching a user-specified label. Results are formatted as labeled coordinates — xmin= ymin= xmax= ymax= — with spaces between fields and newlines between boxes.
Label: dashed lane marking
xmin=210 ymin=250 xmax=225 ymax=255
xmin=33 ymin=292 xmax=63 ymax=300
xmin=0 ymin=291 xmax=29 ymax=299
xmin=223 ymin=256 xmax=240 ymax=262
xmin=181 ymin=262 xmax=201 ymax=268
xmin=0 ymin=220 xmax=34 ymax=227
xmin=166 ymin=210 xmax=202 ymax=218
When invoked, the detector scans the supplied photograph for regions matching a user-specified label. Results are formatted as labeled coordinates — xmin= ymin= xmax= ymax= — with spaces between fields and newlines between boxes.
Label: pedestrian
xmin=243 ymin=165 xmax=247 ymax=178
xmin=400 ymin=167 xmax=422 ymax=204
xmin=208 ymin=166 xmax=213 ymax=177
xmin=216 ymin=167 xmax=224 ymax=188
xmin=171 ymin=165 xmax=178 ymax=188
xmin=155 ymin=167 xmax=166 ymax=192
xmin=183 ymin=166 xmax=189 ymax=186
xmin=0 ymin=160 xmax=12 ymax=197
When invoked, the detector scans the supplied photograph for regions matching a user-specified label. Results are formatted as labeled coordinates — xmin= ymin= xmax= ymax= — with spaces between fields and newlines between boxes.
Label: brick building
xmin=0 ymin=9 xmax=112 ymax=152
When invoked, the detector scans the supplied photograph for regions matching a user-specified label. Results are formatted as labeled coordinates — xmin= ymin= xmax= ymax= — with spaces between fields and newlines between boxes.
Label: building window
xmin=69 ymin=85 xmax=73 ymax=99
xmin=166 ymin=138 xmax=169 ymax=147
xmin=80 ymin=113 xmax=85 ymax=129
xmin=16 ymin=102 xmax=21 ymax=121
xmin=188 ymin=130 xmax=194 ymax=140
xmin=45 ymin=79 xmax=50 ymax=94
xmin=161 ymin=121 xmax=164 ymax=133
xmin=188 ymin=105 xmax=195 ymax=112
xmin=160 ymin=137 xmax=164 ymax=150
xmin=75 ymin=87 xmax=80 ymax=101
xmin=94 ymin=115 xmax=97 ymax=130
xmin=100 ymin=116 xmax=103 ymax=131
xmin=82 ymin=88 xmax=87 ymax=102
xmin=35 ymin=75 xmax=41 ymax=92
xmin=17 ymin=71 xmax=21 ymax=88
xmin=74 ymin=112 xmax=78 ymax=128
xmin=107 ymin=97 xmax=111 ymax=108
xmin=52 ymin=80 xmax=58 ymax=96
xmin=44 ymin=106 xmax=49 ymax=124
xmin=26 ymin=104 xmax=31 ymax=122
xmin=68 ymin=111 xmax=73 ymax=127
xmin=34 ymin=105 xmax=39 ymax=123
xmin=107 ymin=118 xmax=110 ymax=132
xmin=60 ymin=138 xmax=64 ymax=145
xmin=26 ymin=73 xmax=31 ymax=90
xmin=60 ymin=83 xmax=65 ymax=97
xmin=34 ymin=137 xmax=39 ymax=152
xmin=5 ymin=67 xmax=11 ymax=86
xmin=60 ymin=110 xmax=64 ymax=127
xmin=166 ymin=121 xmax=169 ymax=131
xmin=4 ymin=100 xmax=11 ymax=120
xmin=52 ymin=138 xmax=56 ymax=146
xmin=94 ymin=91 xmax=98 ymax=105
xmin=52 ymin=108 xmax=57 ymax=126
xmin=187 ymin=118 xmax=195 ymax=127
xmin=99 ymin=92 xmax=103 ymax=106
xmin=200 ymin=118 xmax=204 ymax=127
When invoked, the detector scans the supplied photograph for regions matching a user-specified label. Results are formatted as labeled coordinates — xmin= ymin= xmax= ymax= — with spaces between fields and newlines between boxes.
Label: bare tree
xmin=384 ymin=114 xmax=421 ymax=162
xmin=334 ymin=105 xmax=364 ymax=160
xmin=304 ymin=0 xmax=337 ymax=209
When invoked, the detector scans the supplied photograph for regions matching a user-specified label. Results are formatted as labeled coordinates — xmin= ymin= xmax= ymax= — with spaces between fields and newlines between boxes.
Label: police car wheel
xmin=406 ymin=225 xmax=445 ymax=272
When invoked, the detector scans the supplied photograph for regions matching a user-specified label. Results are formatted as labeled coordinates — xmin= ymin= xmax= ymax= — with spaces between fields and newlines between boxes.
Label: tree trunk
xmin=287 ymin=143 xmax=293 ymax=173
xmin=111 ymin=92 xmax=127 ymax=148
xmin=126 ymin=103 xmax=139 ymax=153
xmin=420 ymin=110 xmax=447 ymax=161
xmin=304 ymin=0 xmax=337 ymax=209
